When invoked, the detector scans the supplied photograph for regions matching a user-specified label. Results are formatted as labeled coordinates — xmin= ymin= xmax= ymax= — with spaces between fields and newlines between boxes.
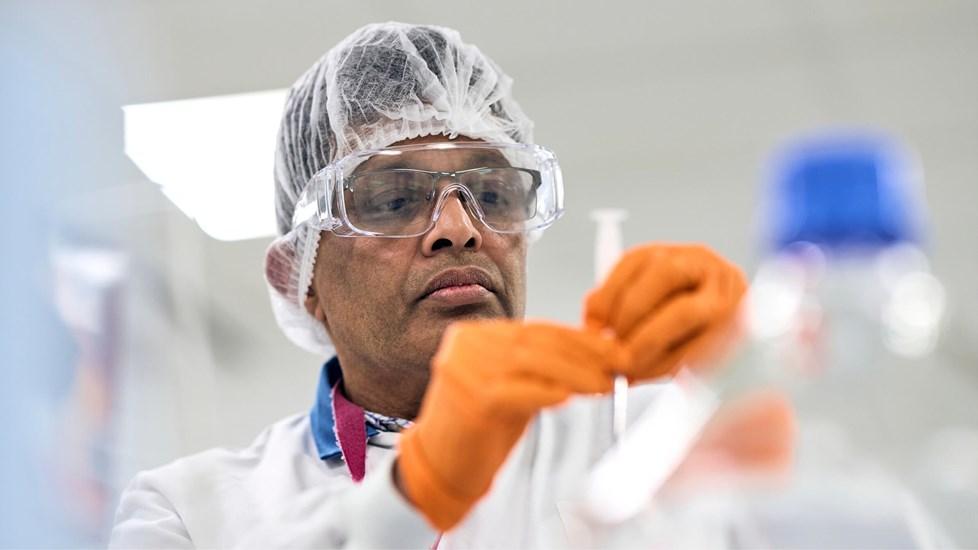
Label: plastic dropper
xmin=590 ymin=209 xmax=628 ymax=444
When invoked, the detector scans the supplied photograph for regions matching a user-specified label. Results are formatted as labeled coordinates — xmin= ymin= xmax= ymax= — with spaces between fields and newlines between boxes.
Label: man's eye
xmin=476 ymin=178 xmax=527 ymax=206
xmin=370 ymin=193 xmax=419 ymax=212
xmin=383 ymin=197 xmax=409 ymax=211
xmin=478 ymin=191 xmax=505 ymax=206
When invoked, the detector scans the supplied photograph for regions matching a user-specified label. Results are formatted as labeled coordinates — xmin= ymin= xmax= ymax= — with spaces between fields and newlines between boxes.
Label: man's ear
xmin=304 ymin=284 xmax=328 ymax=326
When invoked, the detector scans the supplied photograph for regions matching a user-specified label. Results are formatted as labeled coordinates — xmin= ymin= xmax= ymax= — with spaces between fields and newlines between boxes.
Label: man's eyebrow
xmin=352 ymin=152 xmax=419 ymax=173
xmin=355 ymin=156 xmax=409 ymax=173
xmin=467 ymin=151 xmax=512 ymax=167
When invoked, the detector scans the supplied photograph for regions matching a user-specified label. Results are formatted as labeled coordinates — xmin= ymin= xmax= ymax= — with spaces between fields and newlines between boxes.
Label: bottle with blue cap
xmin=636 ymin=130 xmax=974 ymax=549
xmin=751 ymin=130 xmax=942 ymax=371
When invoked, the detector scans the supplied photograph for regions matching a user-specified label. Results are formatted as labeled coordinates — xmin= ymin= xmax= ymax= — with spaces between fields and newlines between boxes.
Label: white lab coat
xmin=109 ymin=392 xmax=639 ymax=549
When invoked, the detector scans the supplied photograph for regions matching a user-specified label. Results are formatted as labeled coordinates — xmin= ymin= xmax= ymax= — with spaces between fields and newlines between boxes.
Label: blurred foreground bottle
xmin=641 ymin=131 xmax=972 ymax=549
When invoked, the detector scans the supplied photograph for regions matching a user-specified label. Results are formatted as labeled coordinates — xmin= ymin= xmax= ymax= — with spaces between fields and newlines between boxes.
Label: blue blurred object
xmin=765 ymin=131 xmax=924 ymax=252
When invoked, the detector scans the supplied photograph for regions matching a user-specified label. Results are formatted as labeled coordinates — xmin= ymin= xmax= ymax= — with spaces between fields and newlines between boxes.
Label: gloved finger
xmin=679 ymin=320 xmax=735 ymax=371
xmin=675 ymin=266 xmax=748 ymax=368
xmin=435 ymin=320 xmax=525 ymax=370
xmin=627 ymin=258 xmax=748 ymax=377
xmin=647 ymin=307 xmax=745 ymax=380
xmin=609 ymin=245 xmax=718 ymax=339
xmin=438 ymin=321 xmax=617 ymax=396
xmin=512 ymin=360 xmax=614 ymax=396
xmin=431 ymin=321 xmax=485 ymax=368
xmin=519 ymin=322 xmax=623 ymax=373
xmin=483 ymin=377 xmax=574 ymax=419
xmin=517 ymin=322 xmax=617 ymax=371
xmin=583 ymin=246 xmax=650 ymax=330
xmin=635 ymin=318 xmax=745 ymax=382
xmin=622 ymin=331 xmax=692 ymax=382
xmin=609 ymin=247 xmax=716 ymax=340
xmin=586 ymin=245 xmax=723 ymax=339
xmin=622 ymin=287 xmax=720 ymax=379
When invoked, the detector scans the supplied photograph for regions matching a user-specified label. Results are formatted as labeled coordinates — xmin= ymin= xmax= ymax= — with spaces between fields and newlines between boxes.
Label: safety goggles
xmin=291 ymin=142 xmax=564 ymax=237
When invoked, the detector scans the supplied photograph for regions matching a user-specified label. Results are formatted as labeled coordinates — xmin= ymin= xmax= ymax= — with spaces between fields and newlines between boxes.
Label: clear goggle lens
xmin=345 ymin=167 xmax=539 ymax=235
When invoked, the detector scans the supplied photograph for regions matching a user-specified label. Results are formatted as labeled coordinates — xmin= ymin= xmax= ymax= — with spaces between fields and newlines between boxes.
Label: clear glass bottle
xmin=574 ymin=131 xmax=977 ymax=549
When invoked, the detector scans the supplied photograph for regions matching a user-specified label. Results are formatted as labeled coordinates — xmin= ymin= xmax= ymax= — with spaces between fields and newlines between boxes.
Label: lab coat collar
xmin=310 ymin=356 xmax=380 ymax=461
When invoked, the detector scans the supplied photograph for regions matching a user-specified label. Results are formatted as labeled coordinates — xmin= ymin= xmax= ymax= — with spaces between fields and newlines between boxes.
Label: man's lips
xmin=424 ymin=284 xmax=493 ymax=306
xmin=419 ymin=268 xmax=496 ymax=306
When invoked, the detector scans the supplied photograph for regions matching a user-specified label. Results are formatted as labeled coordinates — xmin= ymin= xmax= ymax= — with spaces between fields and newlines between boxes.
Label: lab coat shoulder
xmin=109 ymin=413 xmax=307 ymax=548
xmin=110 ymin=413 xmax=437 ymax=549
xmin=109 ymin=466 xmax=193 ymax=549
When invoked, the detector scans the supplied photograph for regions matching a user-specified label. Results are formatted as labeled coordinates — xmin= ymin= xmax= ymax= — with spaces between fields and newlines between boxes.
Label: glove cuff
xmin=398 ymin=427 xmax=476 ymax=532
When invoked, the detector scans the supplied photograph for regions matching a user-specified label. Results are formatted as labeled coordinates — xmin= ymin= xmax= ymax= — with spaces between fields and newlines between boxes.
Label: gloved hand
xmin=397 ymin=320 xmax=621 ymax=531
xmin=584 ymin=244 xmax=748 ymax=382
xmin=666 ymin=390 xmax=796 ymax=493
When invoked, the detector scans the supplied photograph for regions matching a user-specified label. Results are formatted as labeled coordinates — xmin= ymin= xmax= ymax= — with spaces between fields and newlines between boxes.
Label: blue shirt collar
xmin=310 ymin=356 xmax=379 ymax=461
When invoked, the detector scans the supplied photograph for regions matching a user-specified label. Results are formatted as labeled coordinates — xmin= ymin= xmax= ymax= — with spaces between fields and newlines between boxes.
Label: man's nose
xmin=421 ymin=190 xmax=483 ymax=255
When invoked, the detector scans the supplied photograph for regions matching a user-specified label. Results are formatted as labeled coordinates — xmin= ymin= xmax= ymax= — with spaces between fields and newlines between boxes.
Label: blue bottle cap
xmin=764 ymin=131 xmax=923 ymax=252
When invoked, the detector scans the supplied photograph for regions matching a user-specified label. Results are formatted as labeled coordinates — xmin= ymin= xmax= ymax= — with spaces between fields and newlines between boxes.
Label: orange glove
xmin=397 ymin=320 xmax=620 ymax=531
xmin=584 ymin=244 xmax=748 ymax=382
xmin=666 ymin=390 xmax=796 ymax=493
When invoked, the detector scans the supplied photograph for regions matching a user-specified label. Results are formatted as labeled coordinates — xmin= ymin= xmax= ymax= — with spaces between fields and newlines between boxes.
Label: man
xmin=110 ymin=22 xmax=759 ymax=548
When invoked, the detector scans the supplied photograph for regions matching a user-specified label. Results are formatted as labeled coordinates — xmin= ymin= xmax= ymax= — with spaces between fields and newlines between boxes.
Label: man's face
xmin=306 ymin=135 xmax=528 ymax=378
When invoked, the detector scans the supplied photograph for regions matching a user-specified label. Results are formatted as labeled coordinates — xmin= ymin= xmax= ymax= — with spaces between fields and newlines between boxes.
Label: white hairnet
xmin=265 ymin=22 xmax=534 ymax=355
